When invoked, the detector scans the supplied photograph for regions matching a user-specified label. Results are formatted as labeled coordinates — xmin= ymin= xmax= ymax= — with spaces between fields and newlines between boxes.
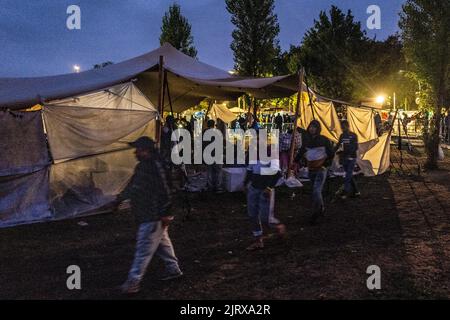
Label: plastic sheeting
xmin=0 ymin=111 xmax=49 ymax=176
xmin=50 ymin=149 xmax=136 ymax=219
xmin=43 ymin=82 xmax=157 ymax=162
xmin=299 ymin=101 xmax=342 ymax=143
xmin=347 ymin=107 xmax=378 ymax=143
xmin=0 ymin=168 xmax=51 ymax=227
xmin=210 ymin=104 xmax=237 ymax=124
xmin=0 ymin=83 xmax=156 ymax=228
xmin=357 ymin=133 xmax=391 ymax=176
xmin=43 ymin=106 xmax=156 ymax=162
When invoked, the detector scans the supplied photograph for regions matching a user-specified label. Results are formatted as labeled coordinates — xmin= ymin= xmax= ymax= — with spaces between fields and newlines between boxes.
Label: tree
xmin=290 ymin=6 xmax=369 ymax=101
xmin=93 ymin=61 xmax=113 ymax=69
xmin=226 ymin=0 xmax=281 ymax=77
xmin=160 ymin=3 xmax=197 ymax=58
xmin=399 ymin=0 xmax=450 ymax=169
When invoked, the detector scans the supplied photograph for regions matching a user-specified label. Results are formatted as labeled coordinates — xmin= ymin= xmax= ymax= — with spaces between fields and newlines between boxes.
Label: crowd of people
xmin=112 ymin=113 xmax=362 ymax=294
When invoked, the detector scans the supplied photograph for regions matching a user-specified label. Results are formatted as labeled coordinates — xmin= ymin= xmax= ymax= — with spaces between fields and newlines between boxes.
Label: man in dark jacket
xmin=336 ymin=120 xmax=360 ymax=199
xmin=296 ymin=120 xmax=334 ymax=225
xmin=115 ymin=137 xmax=182 ymax=294
xmin=274 ymin=113 xmax=283 ymax=131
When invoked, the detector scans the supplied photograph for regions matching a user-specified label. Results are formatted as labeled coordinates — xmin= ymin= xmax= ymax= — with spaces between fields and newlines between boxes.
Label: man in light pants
xmin=115 ymin=137 xmax=182 ymax=294
xmin=244 ymin=145 xmax=286 ymax=251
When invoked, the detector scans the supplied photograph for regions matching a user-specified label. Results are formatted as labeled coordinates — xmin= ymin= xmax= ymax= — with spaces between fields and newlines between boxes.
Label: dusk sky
xmin=0 ymin=0 xmax=405 ymax=77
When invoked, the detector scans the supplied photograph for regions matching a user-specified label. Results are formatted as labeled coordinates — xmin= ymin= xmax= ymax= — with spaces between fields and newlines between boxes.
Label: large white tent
xmin=0 ymin=43 xmax=300 ymax=113
xmin=0 ymin=43 xmax=392 ymax=227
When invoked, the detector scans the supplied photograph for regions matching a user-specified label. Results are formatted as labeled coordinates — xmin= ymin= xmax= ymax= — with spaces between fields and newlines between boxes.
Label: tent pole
xmin=382 ymin=110 xmax=398 ymax=173
xmin=203 ymin=100 xmax=213 ymax=130
xmin=252 ymin=97 xmax=258 ymax=124
xmin=304 ymin=72 xmax=316 ymax=120
xmin=246 ymin=95 xmax=254 ymax=128
xmin=165 ymin=70 xmax=174 ymax=116
xmin=156 ymin=55 xmax=165 ymax=146
xmin=287 ymin=67 xmax=305 ymax=178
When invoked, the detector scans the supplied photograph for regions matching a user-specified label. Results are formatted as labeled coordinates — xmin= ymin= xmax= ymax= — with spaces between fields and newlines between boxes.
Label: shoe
xmin=159 ymin=270 xmax=183 ymax=281
xmin=340 ymin=194 xmax=348 ymax=200
xmin=275 ymin=224 xmax=287 ymax=238
xmin=119 ymin=279 xmax=141 ymax=294
xmin=246 ymin=239 xmax=264 ymax=251
xmin=352 ymin=192 xmax=361 ymax=198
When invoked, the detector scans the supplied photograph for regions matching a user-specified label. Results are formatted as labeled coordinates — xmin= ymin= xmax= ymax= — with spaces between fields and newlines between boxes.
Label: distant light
xmin=228 ymin=70 xmax=236 ymax=75
xmin=73 ymin=65 xmax=81 ymax=73
xmin=375 ymin=95 xmax=385 ymax=104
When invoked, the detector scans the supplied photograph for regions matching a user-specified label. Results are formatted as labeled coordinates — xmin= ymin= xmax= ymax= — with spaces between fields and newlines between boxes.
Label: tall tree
xmin=160 ymin=3 xmax=197 ymax=58
xmin=93 ymin=61 xmax=113 ymax=69
xmin=290 ymin=6 xmax=369 ymax=101
xmin=226 ymin=0 xmax=281 ymax=77
xmin=399 ymin=0 xmax=450 ymax=169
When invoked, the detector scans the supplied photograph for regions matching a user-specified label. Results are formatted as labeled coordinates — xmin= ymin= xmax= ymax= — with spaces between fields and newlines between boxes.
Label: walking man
xmin=296 ymin=120 xmax=334 ymax=225
xmin=336 ymin=120 xmax=360 ymax=199
xmin=244 ymin=134 xmax=286 ymax=250
xmin=203 ymin=119 xmax=224 ymax=192
xmin=115 ymin=137 xmax=182 ymax=294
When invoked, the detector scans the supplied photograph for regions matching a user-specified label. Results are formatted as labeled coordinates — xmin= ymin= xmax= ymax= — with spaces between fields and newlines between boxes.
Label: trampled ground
xmin=1 ymin=148 xmax=449 ymax=299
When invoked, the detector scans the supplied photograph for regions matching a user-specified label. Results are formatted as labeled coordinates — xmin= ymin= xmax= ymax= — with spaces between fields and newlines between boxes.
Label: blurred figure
xmin=244 ymin=135 xmax=285 ymax=250
xmin=115 ymin=137 xmax=182 ymax=294
xmin=203 ymin=120 xmax=224 ymax=192
xmin=274 ymin=113 xmax=283 ymax=131
xmin=335 ymin=120 xmax=360 ymax=199
xmin=296 ymin=120 xmax=334 ymax=225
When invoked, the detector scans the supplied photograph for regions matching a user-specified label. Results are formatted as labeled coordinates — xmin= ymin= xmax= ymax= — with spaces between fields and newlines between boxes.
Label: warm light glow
xmin=73 ymin=65 xmax=81 ymax=73
xmin=375 ymin=95 xmax=385 ymax=104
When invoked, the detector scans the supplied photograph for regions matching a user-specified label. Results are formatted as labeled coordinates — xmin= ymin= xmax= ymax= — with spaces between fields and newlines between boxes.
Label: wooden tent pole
xmin=156 ymin=55 xmax=165 ymax=145
xmin=287 ymin=67 xmax=305 ymax=178
xmin=165 ymin=70 xmax=174 ymax=116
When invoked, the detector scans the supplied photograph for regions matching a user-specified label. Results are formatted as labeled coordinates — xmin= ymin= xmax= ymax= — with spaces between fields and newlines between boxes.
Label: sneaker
xmin=159 ymin=270 xmax=183 ymax=281
xmin=352 ymin=192 xmax=361 ymax=198
xmin=275 ymin=224 xmax=287 ymax=238
xmin=119 ymin=279 xmax=141 ymax=294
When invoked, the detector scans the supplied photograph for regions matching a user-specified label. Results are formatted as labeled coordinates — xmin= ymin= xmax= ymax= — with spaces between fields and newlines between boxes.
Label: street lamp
xmin=375 ymin=95 xmax=386 ymax=105
xmin=73 ymin=65 xmax=81 ymax=73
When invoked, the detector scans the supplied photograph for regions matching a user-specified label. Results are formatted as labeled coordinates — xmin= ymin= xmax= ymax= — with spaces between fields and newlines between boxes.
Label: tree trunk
xmin=424 ymin=92 xmax=444 ymax=170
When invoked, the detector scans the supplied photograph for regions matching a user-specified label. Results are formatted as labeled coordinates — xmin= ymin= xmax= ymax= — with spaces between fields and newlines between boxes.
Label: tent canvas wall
xmin=0 ymin=82 xmax=157 ymax=227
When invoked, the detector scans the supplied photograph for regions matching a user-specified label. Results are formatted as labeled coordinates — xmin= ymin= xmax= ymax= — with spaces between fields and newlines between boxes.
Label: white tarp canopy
xmin=357 ymin=134 xmax=391 ymax=176
xmin=299 ymin=101 xmax=391 ymax=177
xmin=0 ymin=43 xmax=299 ymax=112
xmin=43 ymin=82 xmax=157 ymax=162
xmin=210 ymin=104 xmax=238 ymax=124
xmin=347 ymin=106 xmax=378 ymax=143
xmin=43 ymin=82 xmax=157 ymax=219
xmin=299 ymin=101 xmax=342 ymax=143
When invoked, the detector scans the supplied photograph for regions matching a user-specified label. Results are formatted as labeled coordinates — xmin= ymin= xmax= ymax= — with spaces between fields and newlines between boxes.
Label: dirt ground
xmin=1 ymin=147 xmax=449 ymax=300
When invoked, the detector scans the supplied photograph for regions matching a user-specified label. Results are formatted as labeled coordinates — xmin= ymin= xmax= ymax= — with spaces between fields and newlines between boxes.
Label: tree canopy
xmin=226 ymin=0 xmax=281 ymax=77
xmin=160 ymin=3 xmax=198 ymax=58
xmin=399 ymin=0 xmax=450 ymax=168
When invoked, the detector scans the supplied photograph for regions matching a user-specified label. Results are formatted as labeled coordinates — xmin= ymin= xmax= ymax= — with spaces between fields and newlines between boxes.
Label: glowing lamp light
xmin=375 ymin=95 xmax=385 ymax=104
xmin=73 ymin=65 xmax=81 ymax=73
